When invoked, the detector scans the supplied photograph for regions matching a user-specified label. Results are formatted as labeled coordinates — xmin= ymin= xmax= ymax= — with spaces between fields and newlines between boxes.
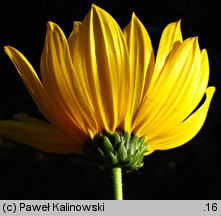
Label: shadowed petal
xmin=0 ymin=114 xmax=83 ymax=154
xmin=68 ymin=21 xmax=81 ymax=58
xmin=4 ymin=45 xmax=86 ymax=139
xmin=4 ymin=46 xmax=55 ymax=124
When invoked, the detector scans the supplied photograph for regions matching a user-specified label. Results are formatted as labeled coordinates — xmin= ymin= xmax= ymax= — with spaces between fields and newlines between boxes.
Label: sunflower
xmin=0 ymin=5 xmax=215 ymax=199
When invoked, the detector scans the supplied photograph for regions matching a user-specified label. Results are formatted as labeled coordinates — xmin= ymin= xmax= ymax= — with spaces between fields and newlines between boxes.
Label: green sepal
xmin=127 ymin=136 xmax=139 ymax=157
xmin=102 ymin=136 xmax=114 ymax=156
xmin=128 ymin=149 xmax=144 ymax=169
xmin=117 ymin=142 xmax=128 ymax=162
xmin=123 ymin=132 xmax=131 ymax=149
xmin=110 ymin=131 xmax=121 ymax=149
xmin=97 ymin=148 xmax=105 ymax=158
xmin=109 ymin=152 xmax=118 ymax=165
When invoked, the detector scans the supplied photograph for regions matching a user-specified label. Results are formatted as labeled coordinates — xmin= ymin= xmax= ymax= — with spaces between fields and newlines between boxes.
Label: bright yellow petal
xmin=4 ymin=46 xmax=55 ymax=124
xmin=72 ymin=5 xmax=129 ymax=132
xmin=149 ymin=47 xmax=210 ymax=136
xmin=147 ymin=87 xmax=215 ymax=151
xmin=41 ymin=21 xmax=98 ymax=138
xmin=0 ymin=115 xmax=83 ymax=154
xmin=149 ymin=20 xmax=183 ymax=89
xmin=139 ymin=38 xmax=210 ymax=137
xmin=122 ymin=13 xmax=154 ymax=131
xmin=133 ymin=37 xmax=204 ymax=136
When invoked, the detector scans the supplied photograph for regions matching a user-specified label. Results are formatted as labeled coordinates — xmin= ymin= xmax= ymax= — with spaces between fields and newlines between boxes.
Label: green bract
xmin=84 ymin=131 xmax=147 ymax=172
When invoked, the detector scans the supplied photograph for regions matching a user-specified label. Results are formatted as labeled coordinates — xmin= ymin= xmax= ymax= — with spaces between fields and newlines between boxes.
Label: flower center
xmin=83 ymin=131 xmax=147 ymax=173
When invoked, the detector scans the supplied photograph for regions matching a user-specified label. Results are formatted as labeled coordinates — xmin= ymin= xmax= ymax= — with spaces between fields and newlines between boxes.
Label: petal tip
xmin=47 ymin=21 xmax=56 ymax=32
xmin=132 ymin=12 xmax=136 ymax=17
xmin=131 ymin=12 xmax=139 ymax=23
xmin=91 ymin=3 xmax=96 ymax=8
xmin=91 ymin=3 xmax=100 ymax=12
xmin=207 ymin=86 xmax=216 ymax=95
xmin=4 ymin=46 xmax=10 ymax=53
xmin=4 ymin=46 xmax=16 ymax=58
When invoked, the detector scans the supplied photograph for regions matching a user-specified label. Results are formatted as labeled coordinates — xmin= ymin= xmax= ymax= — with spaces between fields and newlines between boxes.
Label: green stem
xmin=112 ymin=167 xmax=123 ymax=200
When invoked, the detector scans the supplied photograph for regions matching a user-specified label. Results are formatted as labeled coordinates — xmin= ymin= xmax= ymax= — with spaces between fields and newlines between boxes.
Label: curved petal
xmin=139 ymin=38 xmax=210 ymax=137
xmin=147 ymin=87 xmax=215 ymax=151
xmin=0 ymin=114 xmax=84 ymax=154
xmin=122 ymin=13 xmax=155 ymax=131
xmin=148 ymin=47 xmax=210 ymax=136
xmin=5 ymin=45 xmax=85 ymax=140
xmin=13 ymin=112 xmax=50 ymax=126
xmin=41 ymin=21 xmax=98 ymax=138
xmin=68 ymin=21 xmax=81 ymax=58
xmin=72 ymin=5 xmax=129 ymax=133
xmin=149 ymin=20 xmax=183 ymax=88
xmin=133 ymin=37 xmax=205 ymax=136
xmin=4 ymin=46 xmax=55 ymax=124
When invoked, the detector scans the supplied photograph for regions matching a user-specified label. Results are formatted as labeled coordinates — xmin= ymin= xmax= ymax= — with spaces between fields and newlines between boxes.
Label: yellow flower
xmin=0 ymin=5 xmax=215 ymax=156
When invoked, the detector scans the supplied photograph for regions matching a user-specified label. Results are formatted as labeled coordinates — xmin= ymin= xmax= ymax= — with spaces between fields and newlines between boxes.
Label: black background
xmin=0 ymin=0 xmax=220 ymax=199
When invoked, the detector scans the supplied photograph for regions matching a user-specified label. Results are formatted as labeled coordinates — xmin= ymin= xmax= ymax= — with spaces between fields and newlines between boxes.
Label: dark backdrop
xmin=0 ymin=0 xmax=220 ymax=199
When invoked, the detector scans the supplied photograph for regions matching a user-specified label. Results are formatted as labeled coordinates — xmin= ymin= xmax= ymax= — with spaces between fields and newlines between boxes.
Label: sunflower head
xmin=0 ymin=5 xmax=215 ymax=171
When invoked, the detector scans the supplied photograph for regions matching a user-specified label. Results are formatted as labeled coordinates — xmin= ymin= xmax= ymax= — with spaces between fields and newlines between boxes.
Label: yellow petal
xmin=149 ymin=47 xmax=210 ymax=135
xmin=4 ymin=45 xmax=86 ymax=140
xmin=0 ymin=115 xmax=83 ymax=154
xmin=13 ymin=112 xmax=50 ymax=126
xmin=147 ymin=87 xmax=215 ymax=150
xmin=122 ymin=13 xmax=155 ymax=131
xmin=41 ymin=21 xmax=98 ymax=138
xmin=150 ymin=20 xmax=183 ymax=88
xmin=4 ymin=46 xmax=55 ymax=124
xmin=133 ymin=37 xmax=203 ymax=136
xmin=72 ymin=5 xmax=129 ymax=132
xmin=68 ymin=21 xmax=81 ymax=59
xmin=141 ymin=38 xmax=209 ymax=137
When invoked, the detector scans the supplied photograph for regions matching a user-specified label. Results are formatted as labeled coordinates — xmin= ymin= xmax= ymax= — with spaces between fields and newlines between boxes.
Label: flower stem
xmin=112 ymin=167 xmax=123 ymax=200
